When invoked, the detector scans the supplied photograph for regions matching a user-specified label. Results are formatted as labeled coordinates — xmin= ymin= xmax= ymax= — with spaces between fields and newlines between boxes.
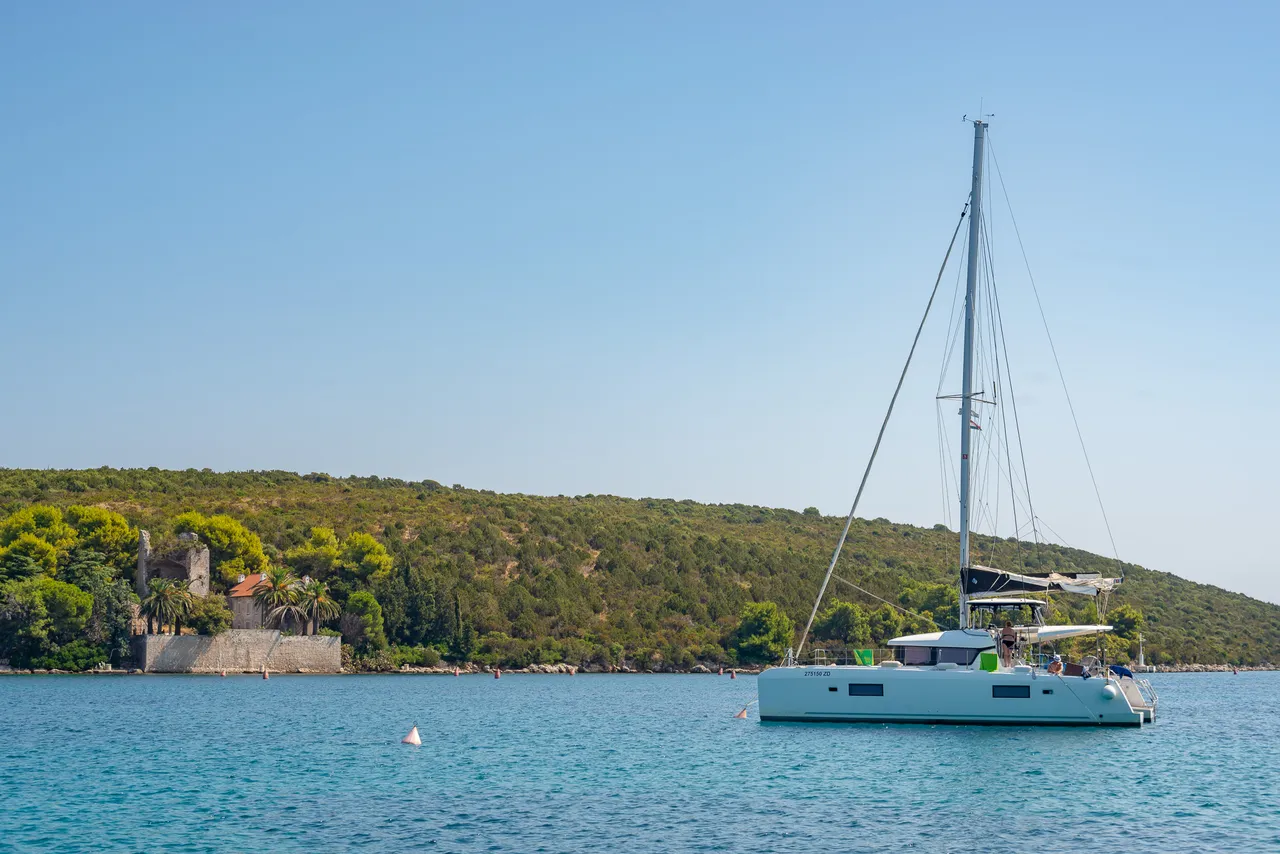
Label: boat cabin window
xmin=848 ymin=684 xmax=884 ymax=696
xmin=993 ymin=685 xmax=1031 ymax=699
xmin=897 ymin=647 xmax=936 ymax=666
xmin=938 ymin=647 xmax=980 ymax=666
xmin=895 ymin=646 xmax=985 ymax=667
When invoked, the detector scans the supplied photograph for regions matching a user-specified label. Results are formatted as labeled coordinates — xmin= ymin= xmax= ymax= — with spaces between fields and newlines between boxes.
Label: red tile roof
xmin=228 ymin=573 xmax=267 ymax=598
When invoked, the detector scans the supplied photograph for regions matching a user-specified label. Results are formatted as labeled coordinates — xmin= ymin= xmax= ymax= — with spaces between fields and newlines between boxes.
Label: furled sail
xmin=961 ymin=565 xmax=1120 ymax=598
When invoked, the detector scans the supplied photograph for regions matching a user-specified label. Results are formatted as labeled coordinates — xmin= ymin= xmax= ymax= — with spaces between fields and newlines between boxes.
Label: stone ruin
xmin=135 ymin=530 xmax=210 ymax=598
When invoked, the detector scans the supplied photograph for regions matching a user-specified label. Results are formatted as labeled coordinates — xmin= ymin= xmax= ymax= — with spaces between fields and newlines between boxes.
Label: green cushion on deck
xmin=854 ymin=649 xmax=874 ymax=666
xmin=980 ymin=652 xmax=998 ymax=672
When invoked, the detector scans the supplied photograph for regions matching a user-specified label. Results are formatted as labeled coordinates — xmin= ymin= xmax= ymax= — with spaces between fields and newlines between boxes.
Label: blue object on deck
xmin=1110 ymin=665 xmax=1135 ymax=679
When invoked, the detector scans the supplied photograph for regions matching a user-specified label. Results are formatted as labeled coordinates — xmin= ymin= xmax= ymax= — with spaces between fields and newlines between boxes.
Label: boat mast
xmin=958 ymin=118 xmax=986 ymax=630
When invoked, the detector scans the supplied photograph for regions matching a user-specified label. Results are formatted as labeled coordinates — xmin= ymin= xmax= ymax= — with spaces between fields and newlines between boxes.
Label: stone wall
xmin=133 ymin=631 xmax=341 ymax=673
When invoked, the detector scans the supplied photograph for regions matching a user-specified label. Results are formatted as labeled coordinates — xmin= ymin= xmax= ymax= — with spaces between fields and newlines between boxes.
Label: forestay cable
xmin=795 ymin=199 xmax=970 ymax=657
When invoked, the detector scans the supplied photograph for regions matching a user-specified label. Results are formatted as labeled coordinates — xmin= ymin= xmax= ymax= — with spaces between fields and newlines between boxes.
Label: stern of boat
xmin=1117 ymin=674 xmax=1158 ymax=723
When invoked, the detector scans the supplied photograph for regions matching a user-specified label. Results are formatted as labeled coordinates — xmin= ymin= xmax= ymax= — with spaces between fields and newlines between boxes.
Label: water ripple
xmin=1 ymin=672 xmax=1278 ymax=852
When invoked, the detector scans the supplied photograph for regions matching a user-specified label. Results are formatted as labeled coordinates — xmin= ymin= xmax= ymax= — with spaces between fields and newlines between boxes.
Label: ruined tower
xmin=135 ymin=530 xmax=211 ymax=597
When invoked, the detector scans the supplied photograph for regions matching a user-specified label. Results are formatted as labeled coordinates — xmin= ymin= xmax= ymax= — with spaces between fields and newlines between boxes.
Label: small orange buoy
xmin=734 ymin=708 xmax=748 ymax=719
xmin=730 ymin=670 xmax=736 ymax=680
xmin=402 ymin=725 xmax=422 ymax=746
xmin=220 ymin=670 xmax=226 ymax=678
xmin=570 ymin=666 xmax=576 ymax=676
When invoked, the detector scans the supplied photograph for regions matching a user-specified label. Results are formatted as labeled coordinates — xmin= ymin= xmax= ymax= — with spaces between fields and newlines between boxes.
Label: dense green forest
xmin=0 ymin=467 xmax=1276 ymax=670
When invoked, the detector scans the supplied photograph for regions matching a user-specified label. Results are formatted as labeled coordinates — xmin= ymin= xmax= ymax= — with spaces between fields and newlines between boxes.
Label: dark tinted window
xmin=993 ymin=685 xmax=1031 ymax=698
xmin=848 ymin=684 xmax=884 ymax=696
xmin=897 ymin=647 xmax=936 ymax=666
xmin=939 ymin=647 xmax=980 ymax=665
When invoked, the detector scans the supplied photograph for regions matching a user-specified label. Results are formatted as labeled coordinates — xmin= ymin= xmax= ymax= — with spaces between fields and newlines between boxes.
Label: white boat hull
xmin=758 ymin=664 xmax=1145 ymax=727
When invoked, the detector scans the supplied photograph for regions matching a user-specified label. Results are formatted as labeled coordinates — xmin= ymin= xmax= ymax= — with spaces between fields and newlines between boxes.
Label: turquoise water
xmin=2 ymin=672 xmax=1278 ymax=853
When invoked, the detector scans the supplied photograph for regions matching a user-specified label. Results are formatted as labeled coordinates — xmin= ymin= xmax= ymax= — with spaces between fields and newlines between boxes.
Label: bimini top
xmin=887 ymin=629 xmax=997 ymax=649
xmin=889 ymin=624 xmax=1114 ymax=648
xmin=1020 ymin=624 xmax=1113 ymax=643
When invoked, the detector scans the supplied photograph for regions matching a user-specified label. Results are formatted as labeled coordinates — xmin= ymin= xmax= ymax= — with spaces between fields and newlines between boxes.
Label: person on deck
xmin=1047 ymin=654 xmax=1064 ymax=676
xmin=999 ymin=621 xmax=1017 ymax=667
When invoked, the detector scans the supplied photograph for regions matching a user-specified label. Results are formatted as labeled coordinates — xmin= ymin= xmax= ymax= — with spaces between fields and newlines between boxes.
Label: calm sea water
xmin=2 ymin=672 xmax=1278 ymax=853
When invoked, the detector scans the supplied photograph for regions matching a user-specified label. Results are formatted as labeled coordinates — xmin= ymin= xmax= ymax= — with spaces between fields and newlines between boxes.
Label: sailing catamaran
xmin=757 ymin=120 xmax=1158 ymax=727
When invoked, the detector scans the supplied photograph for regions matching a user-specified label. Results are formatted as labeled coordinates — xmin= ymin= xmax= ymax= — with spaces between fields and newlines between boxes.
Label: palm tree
xmin=140 ymin=578 xmax=195 ymax=634
xmin=253 ymin=566 xmax=302 ymax=631
xmin=299 ymin=579 xmax=341 ymax=635
xmin=140 ymin=579 xmax=163 ymax=635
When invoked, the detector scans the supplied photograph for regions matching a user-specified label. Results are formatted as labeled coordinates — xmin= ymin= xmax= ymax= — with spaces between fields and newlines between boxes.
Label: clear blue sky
xmin=2 ymin=4 xmax=1278 ymax=602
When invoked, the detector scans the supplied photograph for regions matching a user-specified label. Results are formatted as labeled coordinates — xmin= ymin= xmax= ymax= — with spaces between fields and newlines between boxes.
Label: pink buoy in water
xmin=718 ymin=668 xmax=724 ymax=676
xmin=494 ymin=669 xmax=501 ymax=679
xmin=402 ymin=725 xmax=421 ymax=746
xmin=734 ymin=708 xmax=748 ymax=719
xmin=262 ymin=669 xmax=269 ymax=680
xmin=730 ymin=670 xmax=736 ymax=680
xmin=454 ymin=668 xmax=460 ymax=677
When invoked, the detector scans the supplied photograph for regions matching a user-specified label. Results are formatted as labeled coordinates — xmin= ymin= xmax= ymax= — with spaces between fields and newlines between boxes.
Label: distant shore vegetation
xmin=1 ymin=468 xmax=1277 ymax=671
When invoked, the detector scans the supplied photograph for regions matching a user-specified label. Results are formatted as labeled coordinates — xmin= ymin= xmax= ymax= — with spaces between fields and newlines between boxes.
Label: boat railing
xmin=1024 ymin=654 xmax=1159 ymax=707
xmin=785 ymin=647 xmax=894 ymax=667
xmin=1133 ymin=677 xmax=1158 ymax=710
xmin=1026 ymin=653 xmax=1126 ymax=679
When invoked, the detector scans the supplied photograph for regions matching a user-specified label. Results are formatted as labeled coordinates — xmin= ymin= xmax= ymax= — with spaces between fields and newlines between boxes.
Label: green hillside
xmin=0 ymin=468 xmax=1275 ymax=668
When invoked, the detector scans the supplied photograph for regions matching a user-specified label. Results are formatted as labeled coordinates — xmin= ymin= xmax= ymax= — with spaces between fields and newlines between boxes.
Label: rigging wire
xmin=1035 ymin=515 xmax=1075 ymax=550
xmin=980 ymin=158 xmax=1040 ymax=551
xmin=964 ymin=427 xmax=1038 ymax=527
xmin=979 ymin=211 xmax=1004 ymax=565
xmin=795 ymin=199 xmax=970 ymax=657
xmin=937 ymin=243 xmax=969 ymax=394
xmin=934 ymin=226 xmax=969 ymax=533
xmin=981 ymin=205 xmax=1024 ymax=570
xmin=940 ymin=407 xmax=958 ymax=525
xmin=934 ymin=250 xmax=968 ymax=531
xmin=987 ymin=137 xmax=1121 ymax=563
xmin=988 ymin=220 xmax=1043 ymax=562
xmin=831 ymin=574 xmax=939 ymax=629
xmin=936 ymin=402 xmax=957 ymax=527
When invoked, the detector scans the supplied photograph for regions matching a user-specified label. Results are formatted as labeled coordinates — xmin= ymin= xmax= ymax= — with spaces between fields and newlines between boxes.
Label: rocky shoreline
xmin=390 ymin=662 xmax=768 ymax=675
xmin=385 ymin=663 xmax=1275 ymax=675
xmin=1146 ymin=663 xmax=1273 ymax=673
xmin=1 ymin=663 xmax=1271 ymax=676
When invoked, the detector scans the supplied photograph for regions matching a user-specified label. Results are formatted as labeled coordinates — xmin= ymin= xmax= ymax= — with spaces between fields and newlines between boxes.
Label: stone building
xmin=228 ymin=573 xmax=268 ymax=629
xmin=135 ymin=531 xmax=210 ymax=597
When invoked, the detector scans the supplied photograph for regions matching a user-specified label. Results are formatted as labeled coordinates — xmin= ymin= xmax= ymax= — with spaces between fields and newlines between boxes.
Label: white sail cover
xmin=963 ymin=565 xmax=1121 ymax=598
